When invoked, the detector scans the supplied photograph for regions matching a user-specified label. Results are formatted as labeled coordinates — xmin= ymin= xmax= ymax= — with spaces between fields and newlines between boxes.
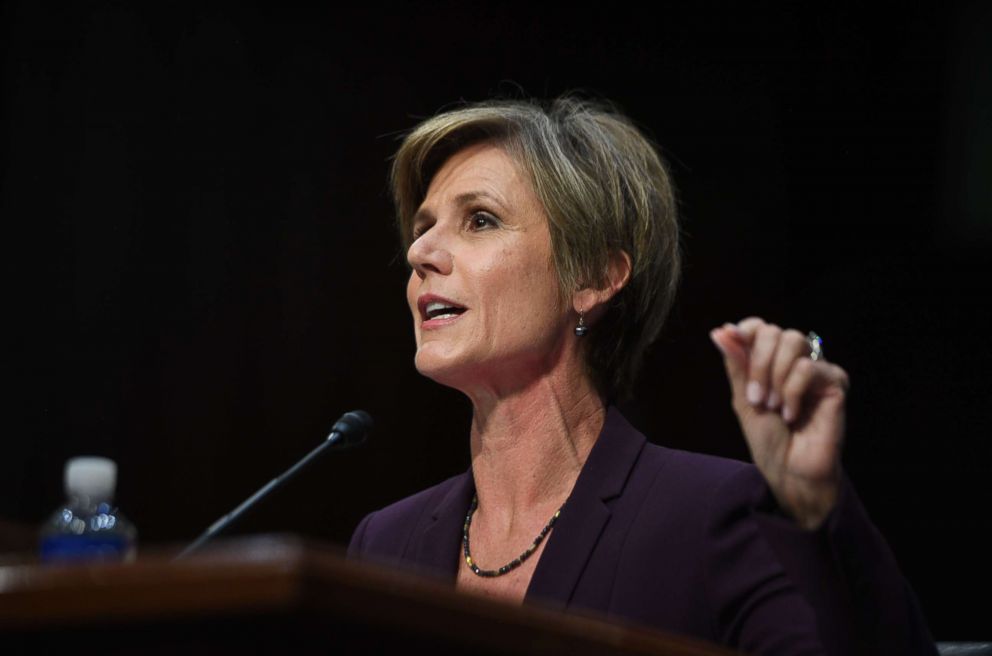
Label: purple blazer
xmin=348 ymin=408 xmax=937 ymax=655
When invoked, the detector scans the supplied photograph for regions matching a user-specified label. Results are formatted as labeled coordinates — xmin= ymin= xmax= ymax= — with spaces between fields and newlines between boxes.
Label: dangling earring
xmin=574 ymin=312 xmax=588 ymax=337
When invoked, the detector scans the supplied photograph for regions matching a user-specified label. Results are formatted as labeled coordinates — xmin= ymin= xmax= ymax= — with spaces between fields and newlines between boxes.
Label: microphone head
xmin=330 ymin=410 xmax=372 ymax=445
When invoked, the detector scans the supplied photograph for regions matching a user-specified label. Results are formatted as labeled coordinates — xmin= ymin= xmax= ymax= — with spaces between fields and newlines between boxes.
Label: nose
xmin=407 ymin=227 xmax=453 ymax=279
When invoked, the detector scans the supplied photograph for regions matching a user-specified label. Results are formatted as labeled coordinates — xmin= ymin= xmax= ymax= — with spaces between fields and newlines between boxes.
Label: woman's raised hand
xmin=710 ymin=318 xmax=850 ymax=530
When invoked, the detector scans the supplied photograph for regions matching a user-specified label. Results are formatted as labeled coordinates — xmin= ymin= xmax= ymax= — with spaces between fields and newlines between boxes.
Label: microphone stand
xmin=174 ymin=410 xmax=371 ymax=560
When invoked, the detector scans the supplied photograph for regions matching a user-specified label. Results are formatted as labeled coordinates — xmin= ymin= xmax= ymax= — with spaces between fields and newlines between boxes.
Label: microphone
xmin=328 ymin=410 xmax=373 ymax=447
xmin=174 ymin=410 xmax=372 ymax=560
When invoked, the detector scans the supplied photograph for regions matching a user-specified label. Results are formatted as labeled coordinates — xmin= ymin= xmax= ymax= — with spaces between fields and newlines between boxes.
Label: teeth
xmin=425 ymin=301 xmax=462 ymax=319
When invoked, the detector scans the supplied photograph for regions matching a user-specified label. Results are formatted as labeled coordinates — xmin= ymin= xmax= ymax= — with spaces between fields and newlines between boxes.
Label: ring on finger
xmin=806 ymin=331 xmax=823 ymax=361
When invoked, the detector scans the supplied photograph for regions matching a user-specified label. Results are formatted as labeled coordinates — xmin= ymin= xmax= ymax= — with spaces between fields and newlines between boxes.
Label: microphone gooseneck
xmin=174 ymin=409 xmax=372 ymax=560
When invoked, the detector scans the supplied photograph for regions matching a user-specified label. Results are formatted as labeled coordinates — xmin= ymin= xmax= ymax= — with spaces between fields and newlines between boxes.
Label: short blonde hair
xmin=391 ymin=97 xmax=680 ymax=401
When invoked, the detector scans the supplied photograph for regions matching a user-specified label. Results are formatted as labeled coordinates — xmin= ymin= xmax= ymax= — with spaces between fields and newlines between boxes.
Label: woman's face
xmin=406 ymin=142 xmax=571 ymax=394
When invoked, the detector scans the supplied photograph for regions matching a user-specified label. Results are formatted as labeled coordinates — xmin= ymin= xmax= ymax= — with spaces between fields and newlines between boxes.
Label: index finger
xmin=734 ymin=316 xmax=769 ymax=346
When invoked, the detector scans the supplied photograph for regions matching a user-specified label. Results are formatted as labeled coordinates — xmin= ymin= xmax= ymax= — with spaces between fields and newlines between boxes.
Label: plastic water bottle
xmin=39 ymin=456 xmax=137 ymax=562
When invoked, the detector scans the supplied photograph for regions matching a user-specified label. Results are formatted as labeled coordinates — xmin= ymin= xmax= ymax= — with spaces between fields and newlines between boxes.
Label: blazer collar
xmin=413 ymin=468 xmax=474 ymax=580
xmin=412 ymin=406 xmax=647 ymax=604
xmin=525 ymin=406 xmax=646 ymax=607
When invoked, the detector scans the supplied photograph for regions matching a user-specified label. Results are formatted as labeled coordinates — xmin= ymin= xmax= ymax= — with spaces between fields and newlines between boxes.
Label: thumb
xmin=710 ymin=325 xmax=749 ymax=404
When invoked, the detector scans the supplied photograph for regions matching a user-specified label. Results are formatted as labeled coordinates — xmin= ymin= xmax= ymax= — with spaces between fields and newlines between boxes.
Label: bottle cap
xmin=64 ymin=456 xmax=117 ymax=501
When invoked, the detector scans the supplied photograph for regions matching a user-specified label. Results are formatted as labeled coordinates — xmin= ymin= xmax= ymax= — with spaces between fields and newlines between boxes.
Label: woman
xmin=348 ymin=97 xmax=936 ymax=655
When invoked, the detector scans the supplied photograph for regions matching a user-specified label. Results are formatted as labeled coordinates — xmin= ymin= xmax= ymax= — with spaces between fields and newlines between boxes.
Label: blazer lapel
xmin=410 ymin=470 xmax=474 ymax=580
xmin=525 ymin=407 xmax=646 ymax=609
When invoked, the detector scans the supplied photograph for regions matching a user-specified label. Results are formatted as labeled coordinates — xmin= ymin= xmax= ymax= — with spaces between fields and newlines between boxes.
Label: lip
xmin=417 ymin=293 xmax=468 ymax=330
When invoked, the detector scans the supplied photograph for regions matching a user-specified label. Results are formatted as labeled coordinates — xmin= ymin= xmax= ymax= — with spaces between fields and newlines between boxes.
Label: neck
xmin=466 ymin=369 xmax=605 ymax=533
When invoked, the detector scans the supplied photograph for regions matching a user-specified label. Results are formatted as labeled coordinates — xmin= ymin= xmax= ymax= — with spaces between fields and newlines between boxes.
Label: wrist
xmin=774 ymin=475 xmax=841 ymax=531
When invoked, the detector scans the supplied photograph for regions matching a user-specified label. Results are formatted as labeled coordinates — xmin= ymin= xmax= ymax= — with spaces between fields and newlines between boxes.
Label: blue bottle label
xmin=40 ymin=534 xmax=129 ymax=562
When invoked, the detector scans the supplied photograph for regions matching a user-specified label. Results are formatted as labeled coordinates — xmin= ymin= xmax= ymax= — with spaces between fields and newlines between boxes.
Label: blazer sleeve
xmin=706 ymin=465 xmax=937 ymax=656
xmin=347 ymin=511 xmax=375 ymax=559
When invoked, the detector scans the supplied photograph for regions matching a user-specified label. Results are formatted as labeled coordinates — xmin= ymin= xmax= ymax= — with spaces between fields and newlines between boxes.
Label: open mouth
xmin=424 ymin=301 xmax=467 ymax=321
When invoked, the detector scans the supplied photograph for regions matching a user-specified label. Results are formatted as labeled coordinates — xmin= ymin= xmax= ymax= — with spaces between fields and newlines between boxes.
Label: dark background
xmin=2 ymin=0 xmax=989 ymax=641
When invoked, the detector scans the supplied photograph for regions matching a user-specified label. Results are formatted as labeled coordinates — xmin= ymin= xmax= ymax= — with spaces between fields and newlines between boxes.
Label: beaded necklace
xmin=462 ymin=494 xmax=563 ymax=577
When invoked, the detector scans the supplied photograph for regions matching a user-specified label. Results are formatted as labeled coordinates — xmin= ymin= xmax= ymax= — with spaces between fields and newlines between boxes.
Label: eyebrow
xmin=453 ymin=190 xmax=510 ymax=211
xmin=411 ymin=190 xmax=511 ymax=229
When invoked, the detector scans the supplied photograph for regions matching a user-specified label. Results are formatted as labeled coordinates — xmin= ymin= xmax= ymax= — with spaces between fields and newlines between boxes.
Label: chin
xmin=414 ymin=348 xmax=469 ymax=387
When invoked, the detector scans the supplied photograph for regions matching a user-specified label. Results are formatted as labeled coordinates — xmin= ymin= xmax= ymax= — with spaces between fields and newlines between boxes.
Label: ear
xmin=572 ymin=250 xmax=632 ymax=320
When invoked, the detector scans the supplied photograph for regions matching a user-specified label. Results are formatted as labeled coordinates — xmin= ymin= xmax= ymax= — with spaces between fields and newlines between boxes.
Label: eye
xmin=467 ymin=211 xmax=499 ymax=231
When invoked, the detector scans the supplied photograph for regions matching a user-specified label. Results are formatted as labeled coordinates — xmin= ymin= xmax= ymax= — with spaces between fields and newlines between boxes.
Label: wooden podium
xmin=0 ymin=535 xmax=734 ymax=655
